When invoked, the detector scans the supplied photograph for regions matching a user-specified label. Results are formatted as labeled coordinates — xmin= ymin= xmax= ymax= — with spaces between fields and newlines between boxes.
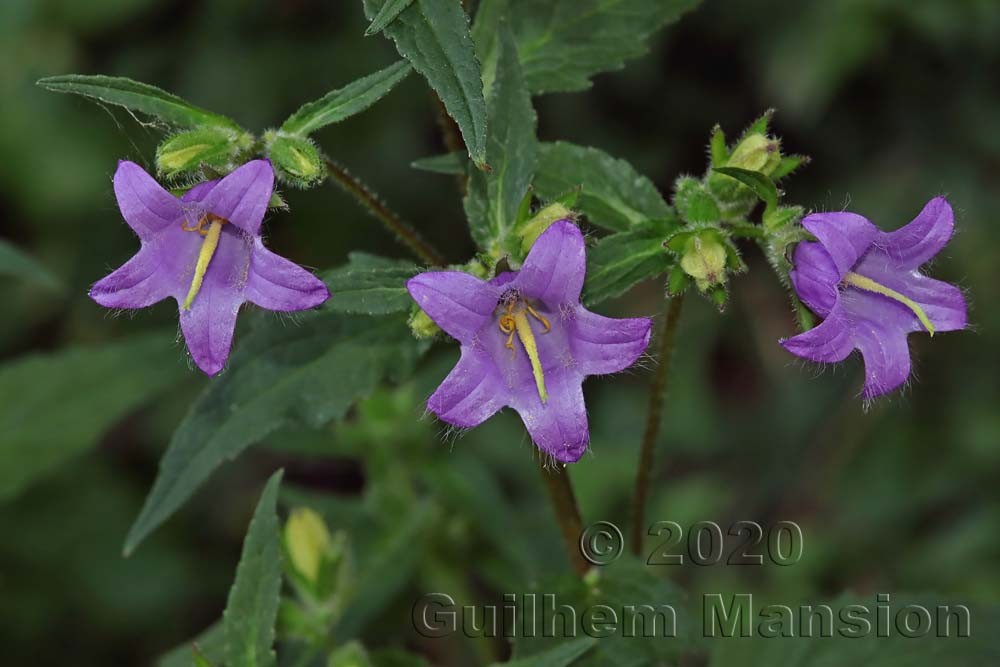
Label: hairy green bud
xmin=265 ymin=131 xmax=324 ymax=187
xmin=155 ymin=126 xmax=248 ymax=179
xmin=726 ymin=133 xmax=781 ymax=176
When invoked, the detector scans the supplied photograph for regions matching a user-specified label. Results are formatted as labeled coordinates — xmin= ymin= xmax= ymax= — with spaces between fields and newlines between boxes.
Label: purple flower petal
xmin=514 ymin=220 xmax=586 ymax=305
xmin=789 ymin=241 xmax=839 ymax=318
xmin=181 ymin=179 xmax=220 ymax=203
xmin=568 ymin=307 xmax=653 ymax=376
xmin=179 ymin=284 xmax=244 ymax=377
xmin=427 ymin=349 xmax=508 ymax=428
xmin=197 ymin=160 xmax=274 ymax=235
xmin=113 ymin=160 xmax=183 ymax=239
xmin=851 ymin=251 xmax=967 ymax=333
xmin=854 ymin=325 xmax=912 ymax=399
xmin=510 ymin=371 xmax=589 ymax=463
xmin=89 ymin=247 xmax=172 ymax=308
xmin=881 ymin=196 xmax=954 ymax=269
xmin=780 ymin=304 xmax=854 ymax=362
xmin=407 ymin=271 xmax=499 ymax=344
xmin=801 ymin=211 xmax=878 ymax=277
xmin=245 ymin=241 xmax=330 ymax=311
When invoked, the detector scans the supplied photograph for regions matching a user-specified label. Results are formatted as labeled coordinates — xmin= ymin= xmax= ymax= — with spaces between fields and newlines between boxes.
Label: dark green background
xmin=2 ymin=0 xmax=997 ymax=664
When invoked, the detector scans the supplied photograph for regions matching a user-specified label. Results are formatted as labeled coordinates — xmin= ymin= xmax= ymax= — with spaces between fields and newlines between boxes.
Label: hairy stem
xmin=630 ymin=294 xmax=685 ymax=555
xmin=537 ymin=456 xmax=588 ymax=576
xmin=324 ymin=158 xmax=446 ymax=266
xmin=430 ymin=92 xmax=468 ymax=193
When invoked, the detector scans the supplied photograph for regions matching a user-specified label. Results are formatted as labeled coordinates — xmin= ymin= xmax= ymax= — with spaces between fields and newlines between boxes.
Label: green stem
xmin=537 ymin=456 xmax=589 ymax=576
xmin=323 ymin=158 xmax=446 ymax=266
xmin=630 ymin=294 xmax=685 ymax=555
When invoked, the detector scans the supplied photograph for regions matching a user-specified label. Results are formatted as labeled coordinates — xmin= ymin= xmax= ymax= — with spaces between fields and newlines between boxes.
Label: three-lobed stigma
xmin=181 ymin=212 xmax=228 ymax=310
xmin=498 ymin=297 xmax=551 ymax=403
xmin=843 ymin=271 xmax=935 ymax=336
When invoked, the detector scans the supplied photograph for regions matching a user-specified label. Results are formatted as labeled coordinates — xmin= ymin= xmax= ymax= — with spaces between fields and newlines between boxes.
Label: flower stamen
xmin=843 ymin=271 xmax=935 ymax=336
xmin=181 ymin=213 xmax=228 ymax=310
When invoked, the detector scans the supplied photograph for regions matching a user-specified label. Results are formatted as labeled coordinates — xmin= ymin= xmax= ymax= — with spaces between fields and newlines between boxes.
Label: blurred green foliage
xmin=2 ymin=0 xmax=999 ymax=664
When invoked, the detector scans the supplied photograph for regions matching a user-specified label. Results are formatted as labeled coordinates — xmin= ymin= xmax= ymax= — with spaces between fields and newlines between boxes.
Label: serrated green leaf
xmin=123 ymin=311 xmax=426 ymax=555
xmin=492 ymin=637 xmax=596 ymax=667
xmin=363 ymin=0 xmax=488 ymax=166
xmin=37 ymin=75 xmax=241 ymax=130
xmin=476 ymin=0 xmax=701 ymax=94
xmin=583 ymin=217 xmax=680 ymax=306
xmin=410 ymin=152 xmax=466 ymax=174
xmin=365 ymin=0 xmax=416 ymax=35
xmin=534 ymin=142 xmax=670 ymax=232
xmin=0 ymin=332 xmax=186 ymax=503
xmin=157 ymin=621 xmax=225 ymax=667
xmin=0 ymin=239 xmax=62 ymax=292
xmin=280 ymin=60 xmax=412 ymax=136
xmin=464 ymin=21 xmax=538 ymax=255
xmin=708 ymin=594 xmax=1000 ymax=667
xmin=223 ymin=471 xmax=284 ymax=667
xmin=323 ymin=253 xmax=418 ymax=315
xmin=712 ymin=166 xmax=778 ymax=213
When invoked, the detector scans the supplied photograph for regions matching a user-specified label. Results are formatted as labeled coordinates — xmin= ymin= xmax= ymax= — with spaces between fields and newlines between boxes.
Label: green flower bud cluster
xmin=665 ymin=111 xmax=809 ymax=310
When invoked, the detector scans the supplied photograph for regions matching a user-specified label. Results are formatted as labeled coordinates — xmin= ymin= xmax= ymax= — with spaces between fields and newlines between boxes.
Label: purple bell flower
xmin=781 ymin=197 xmax=967 ymax=399
xmin=91 ymin=160 xmax=330 ymax=376
xmin=407 ymin=220 xmax=652 ymax=462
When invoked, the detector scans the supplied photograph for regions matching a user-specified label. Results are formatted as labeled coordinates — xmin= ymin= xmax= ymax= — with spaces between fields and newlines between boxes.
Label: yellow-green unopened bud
xmin=726 ymin=134 xmax=781 ymax=175
xmin=284 ymin=508 xmax=332 ymax=584
xmin=156 ymin=127 xmax=240 ymax=178
xmin=518 ymin=203 xmax=574 ymax=254
xmin=679 ymin=235 xmax=728 ymax=291
xmin=267 ymin=133 xmax=324 ymax=187
xmin=409 ymin=307 xmax=440 ymax=340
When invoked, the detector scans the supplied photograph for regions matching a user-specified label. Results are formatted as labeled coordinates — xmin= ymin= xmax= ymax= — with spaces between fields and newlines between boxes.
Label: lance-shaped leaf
xmin=37 ymin=75 xmax=242 ymax=130
xmin=124 ymin=309 xmax=426 ymax=555
xmin=323 ymin=253 xmax=418 ymax=315
xmin=475 ymin=0 xmax=701 ymax=94
xmin=583 ymin=216 xmax=679 ymax=306
xmin=362 ymin=0 xmax=488 ymax=166
xmin=464 ymin=21 xmax=538 ymax=254
xmin=157 ymin=621 xmax=225 ymax=667
xmin=0 ymin=239 xmax=62 ymax=292
xmin=0 ymin=332 xmax=187 ymax=502
xmin=410 ymin=151 xmax=465 ymax=175
xmin=280 ymin=60 xmax=413 ymax=136
xmin=223 ymin=471 xmax=283 ymax=667
xmin=365 ymin=0 xmax=416 ymax=35
xmin=534 ymin=141 xmax=670 ymax=232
